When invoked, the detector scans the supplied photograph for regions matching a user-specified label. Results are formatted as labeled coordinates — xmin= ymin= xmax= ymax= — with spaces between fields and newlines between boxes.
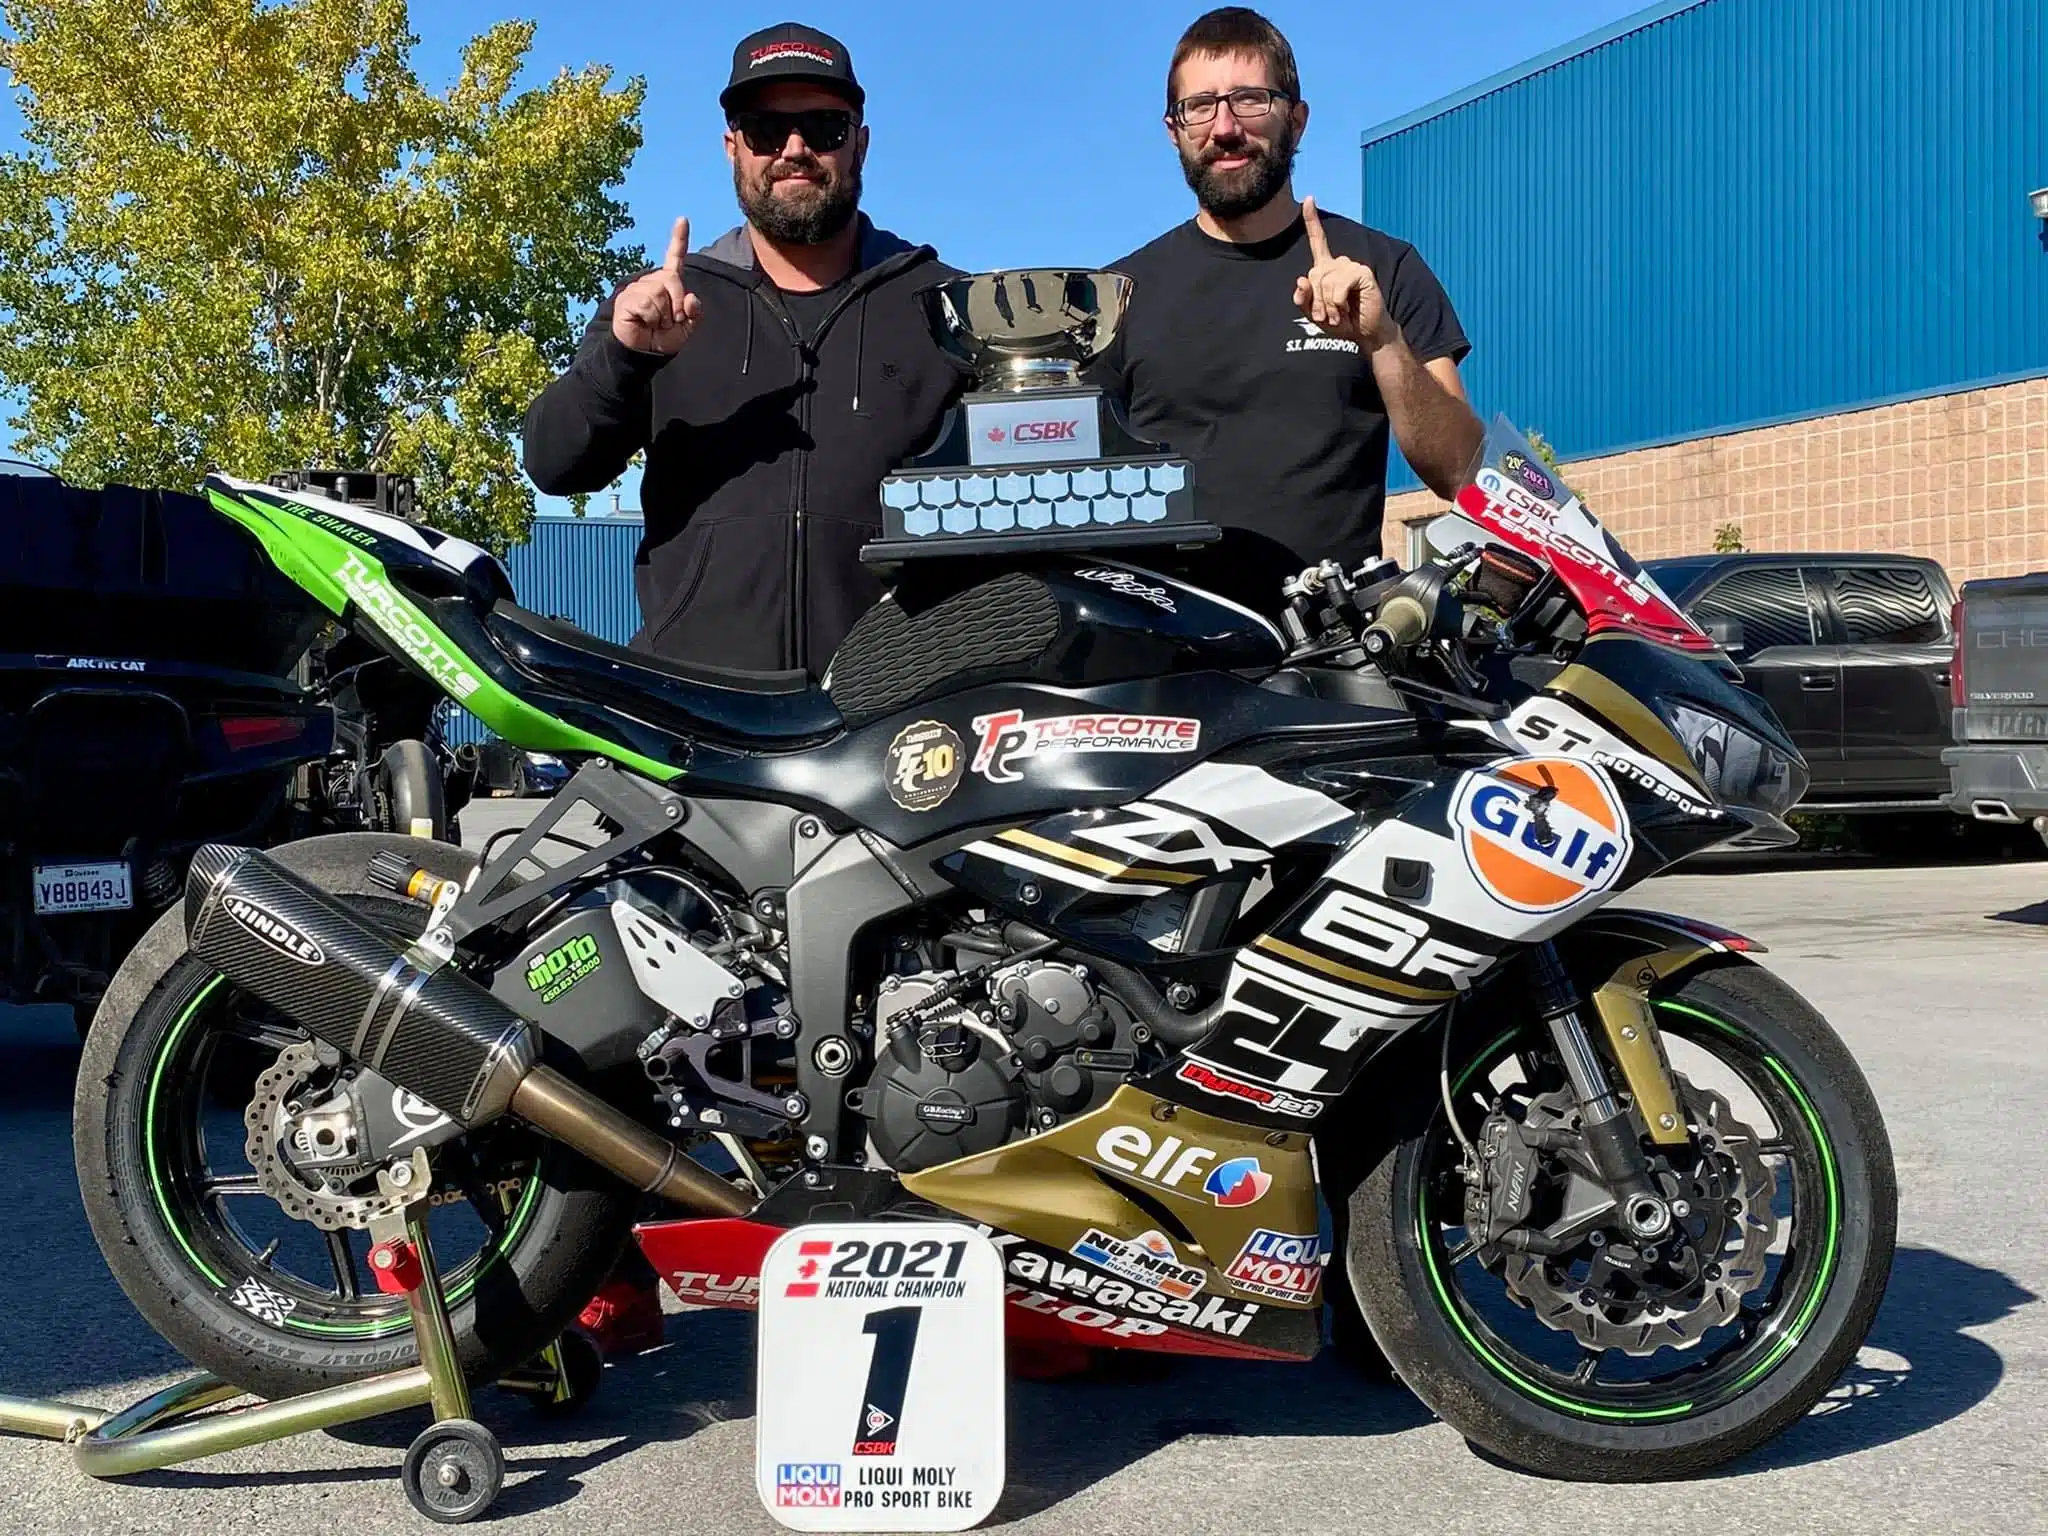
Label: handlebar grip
xmin=1363 ymin=593 xmax=1430 ymax=660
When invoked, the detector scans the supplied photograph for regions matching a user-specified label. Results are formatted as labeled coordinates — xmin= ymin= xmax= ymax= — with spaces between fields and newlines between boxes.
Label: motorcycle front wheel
xmin=1348 ymin=961 xmax=1895 ymax=1480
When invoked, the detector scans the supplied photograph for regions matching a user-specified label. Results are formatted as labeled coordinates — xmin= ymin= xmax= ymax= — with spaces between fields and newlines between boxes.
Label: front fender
xmin=1552 ymin=907 xmax=1765 ymax=1146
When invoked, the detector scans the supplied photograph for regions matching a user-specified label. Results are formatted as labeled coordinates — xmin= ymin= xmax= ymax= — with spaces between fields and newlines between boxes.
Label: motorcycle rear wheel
xmin=74 ymin=833 xmax=639 ymax=1403
xmin=1348 ymin=961 xmax=1895 ymax=1480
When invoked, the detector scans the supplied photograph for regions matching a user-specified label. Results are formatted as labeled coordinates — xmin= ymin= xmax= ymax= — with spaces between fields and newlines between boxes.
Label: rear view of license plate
xmin=33 ymin=861 xmax=133 ymax=914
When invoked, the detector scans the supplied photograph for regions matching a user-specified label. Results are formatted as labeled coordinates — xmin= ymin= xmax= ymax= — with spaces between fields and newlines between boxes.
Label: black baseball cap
xmin=720 ymin=23 xmax=865 ymax=115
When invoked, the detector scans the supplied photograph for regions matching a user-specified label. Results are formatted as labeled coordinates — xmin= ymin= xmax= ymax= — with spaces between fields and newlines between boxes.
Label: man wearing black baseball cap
xmin=523 ymin=23 xmax=964 ymax=675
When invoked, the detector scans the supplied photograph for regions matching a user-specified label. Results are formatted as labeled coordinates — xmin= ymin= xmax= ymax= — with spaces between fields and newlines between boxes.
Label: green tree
xmin=0 ymin=0 xmax=645 ymax=548
xmin=1713 ymin=522 xmax=1746 ymax=553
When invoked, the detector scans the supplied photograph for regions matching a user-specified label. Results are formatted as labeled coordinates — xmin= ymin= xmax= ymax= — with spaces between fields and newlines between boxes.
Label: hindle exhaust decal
xmin=222 ymin=896 xmax=327 ymax=966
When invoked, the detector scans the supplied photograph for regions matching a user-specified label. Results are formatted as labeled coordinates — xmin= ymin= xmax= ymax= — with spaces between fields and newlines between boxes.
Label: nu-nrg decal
xmin=1183 ymin=887 xmax=1497 ymax=1102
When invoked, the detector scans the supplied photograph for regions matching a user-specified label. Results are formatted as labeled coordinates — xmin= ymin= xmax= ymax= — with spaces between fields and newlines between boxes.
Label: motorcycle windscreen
xmin=1439 ymin=417 xmax=1714 ymax=654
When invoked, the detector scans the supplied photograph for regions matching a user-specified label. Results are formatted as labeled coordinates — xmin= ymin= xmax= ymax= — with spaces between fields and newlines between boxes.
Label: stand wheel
xmin=523 ymin=1328 xmax=606 ymax=1417
xmin=401 ymin=1418 xmax=503 ymax=1524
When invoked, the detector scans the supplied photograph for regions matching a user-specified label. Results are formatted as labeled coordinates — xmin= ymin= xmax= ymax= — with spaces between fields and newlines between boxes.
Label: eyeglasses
xmin=1168 ymin=87 xmax=1290 ymax=128
xmin=729 ymin=108 xmax=855 ymax=155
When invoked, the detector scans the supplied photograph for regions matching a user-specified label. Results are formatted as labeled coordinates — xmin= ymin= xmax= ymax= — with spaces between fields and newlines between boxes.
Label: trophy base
xmin=859 ymin=515 xmax=1219 ymax=567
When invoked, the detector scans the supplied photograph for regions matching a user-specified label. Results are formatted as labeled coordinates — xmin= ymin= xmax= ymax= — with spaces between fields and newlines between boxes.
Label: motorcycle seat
xmin=483 ymin=602 xmax=845 ymax=750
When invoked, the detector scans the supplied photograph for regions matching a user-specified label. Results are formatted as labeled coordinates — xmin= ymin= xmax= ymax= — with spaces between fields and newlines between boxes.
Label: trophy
xmin=865 ymin=269 xmax=1215 ymax=563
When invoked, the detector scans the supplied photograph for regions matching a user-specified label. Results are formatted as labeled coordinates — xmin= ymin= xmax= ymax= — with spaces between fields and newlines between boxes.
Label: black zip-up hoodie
xmin=522 ymin=217 xmax=964 ymax=674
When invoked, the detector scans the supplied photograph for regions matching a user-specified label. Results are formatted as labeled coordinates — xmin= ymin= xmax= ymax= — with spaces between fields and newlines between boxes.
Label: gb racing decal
xmin=969 ymin=709 xmax=1199 ymax=784
xmin=1453 ymin=757 xmax=1632 ymax=914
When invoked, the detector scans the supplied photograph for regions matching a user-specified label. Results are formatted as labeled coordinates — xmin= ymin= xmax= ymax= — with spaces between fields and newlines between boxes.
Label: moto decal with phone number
xmin=783 ymin=1237 xmax=972 ymax=1300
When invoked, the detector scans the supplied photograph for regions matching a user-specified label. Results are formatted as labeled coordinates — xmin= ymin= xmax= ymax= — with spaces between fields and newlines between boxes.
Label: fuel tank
xmin=823 ymin=560 xmax=1287 ymax=730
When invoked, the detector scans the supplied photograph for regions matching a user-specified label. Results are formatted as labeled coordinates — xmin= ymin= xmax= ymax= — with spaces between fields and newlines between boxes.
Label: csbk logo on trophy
xmin=1454 ymin=757 xmax=1632 ymax=914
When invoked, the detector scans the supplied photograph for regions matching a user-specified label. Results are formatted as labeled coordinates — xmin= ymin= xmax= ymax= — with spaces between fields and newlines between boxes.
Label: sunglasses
xmin=729 ymin=108 xmax=855 ymax=155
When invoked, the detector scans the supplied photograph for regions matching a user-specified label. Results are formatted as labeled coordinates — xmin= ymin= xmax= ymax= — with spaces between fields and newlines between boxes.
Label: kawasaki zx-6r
xmin=78 ymin=418 xmax=1892 ymax=1481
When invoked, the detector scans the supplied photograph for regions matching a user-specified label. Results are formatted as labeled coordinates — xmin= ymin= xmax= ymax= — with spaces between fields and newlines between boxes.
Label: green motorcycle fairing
xmin=203 ymin=475 xmax=683 ymax=783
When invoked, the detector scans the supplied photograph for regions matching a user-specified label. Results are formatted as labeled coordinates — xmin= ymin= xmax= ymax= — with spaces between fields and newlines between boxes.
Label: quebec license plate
xmin=33 ymin=861 xmax=133 ymax=915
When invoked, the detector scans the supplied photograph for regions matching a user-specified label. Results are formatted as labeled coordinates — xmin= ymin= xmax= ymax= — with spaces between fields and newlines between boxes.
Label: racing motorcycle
xmin=76 ymin=418 xmax=1893 ymax=1482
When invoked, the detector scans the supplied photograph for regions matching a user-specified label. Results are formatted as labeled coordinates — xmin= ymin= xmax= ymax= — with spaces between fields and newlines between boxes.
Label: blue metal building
xmin=1363 ymin=0 xmax=2048 ymax=489
xmin=444 ymin=515 xmax=643 ymax=745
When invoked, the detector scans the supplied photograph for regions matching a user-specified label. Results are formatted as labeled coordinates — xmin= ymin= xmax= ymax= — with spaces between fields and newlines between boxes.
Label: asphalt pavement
xmin=1 ymin=817 xmax=2041 ymax=1534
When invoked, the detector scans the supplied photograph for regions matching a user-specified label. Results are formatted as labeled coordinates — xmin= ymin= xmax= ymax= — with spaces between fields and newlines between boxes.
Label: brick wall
xmin=1384 ymin=375 xmax=2048 ymax=586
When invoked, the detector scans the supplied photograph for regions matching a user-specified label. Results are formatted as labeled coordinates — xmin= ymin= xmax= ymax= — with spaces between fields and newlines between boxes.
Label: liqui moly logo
xmin=775 ymin=1463 xmax=843 ymax=1507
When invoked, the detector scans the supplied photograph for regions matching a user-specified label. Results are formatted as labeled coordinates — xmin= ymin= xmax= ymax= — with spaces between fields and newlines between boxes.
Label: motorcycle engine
xmin=856 ymin=959 xmax=1140 ymax=1174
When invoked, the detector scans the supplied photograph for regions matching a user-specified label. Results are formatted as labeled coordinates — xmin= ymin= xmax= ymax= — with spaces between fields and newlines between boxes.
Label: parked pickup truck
xmin=1942 ymin=571 xmax=2048 ymax=850
xmin=1643 ymin=552 xmax=1957 ymax=815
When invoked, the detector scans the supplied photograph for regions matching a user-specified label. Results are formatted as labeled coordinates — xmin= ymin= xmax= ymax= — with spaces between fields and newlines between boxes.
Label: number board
xmin=756 ymin=1222 xmax=1005 ymax=1532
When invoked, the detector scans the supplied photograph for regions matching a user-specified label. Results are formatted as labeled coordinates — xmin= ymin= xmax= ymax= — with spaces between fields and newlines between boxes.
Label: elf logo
xmin=1090 ymin=1126 xmax=1268 ymax=1207
xmin=1454 ymin=757 xmax=1631 ymax=914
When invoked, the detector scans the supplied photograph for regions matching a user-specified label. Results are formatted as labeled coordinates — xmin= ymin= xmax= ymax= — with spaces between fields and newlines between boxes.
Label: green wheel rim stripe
xmin=143 ymin=974 xmax=543 ymax=1337
xmin=1416 ymin=1002 xmax=1844 ymax=1421
xmin=146 ymin=978 xmax=231 ymax=1289
xmin=1656 ymin=999 xmax=1843 ymax=1391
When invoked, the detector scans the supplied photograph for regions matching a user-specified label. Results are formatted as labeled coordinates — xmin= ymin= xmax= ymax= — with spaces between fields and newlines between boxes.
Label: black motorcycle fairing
xmin=484 ymin=602 xmax=846 ymax=750
xmin=680 ymin=671 xmax=1398 ymax=845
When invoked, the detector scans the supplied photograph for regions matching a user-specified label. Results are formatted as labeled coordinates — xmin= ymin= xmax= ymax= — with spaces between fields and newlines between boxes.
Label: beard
xmin=735 ymin=153 xmax=862 ymax=245
xmin=1179 ymin=119 xmax=1297 ymax=221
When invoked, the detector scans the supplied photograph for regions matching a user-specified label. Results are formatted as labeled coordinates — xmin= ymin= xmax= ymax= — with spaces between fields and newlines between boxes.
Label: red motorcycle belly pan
xmin=633 ymin=1217 xmax=1313 ymax=1362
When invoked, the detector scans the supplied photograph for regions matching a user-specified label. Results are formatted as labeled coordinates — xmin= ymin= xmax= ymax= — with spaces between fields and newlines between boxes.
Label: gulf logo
xmin=1454 ymin=757 xmax=1633 ymax=915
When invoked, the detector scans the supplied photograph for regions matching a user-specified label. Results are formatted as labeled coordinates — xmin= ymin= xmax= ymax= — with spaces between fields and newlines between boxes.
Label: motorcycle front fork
xmin=1526 ymin=942 xmax=1676 ymax=1244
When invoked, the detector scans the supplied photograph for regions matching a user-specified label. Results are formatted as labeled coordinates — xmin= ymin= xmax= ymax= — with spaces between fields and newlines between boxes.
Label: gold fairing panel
xmin=1545 ymin=650 xmax=1706 ymax=791
xmin=900 ymin=1084 xmax=1319 ymax=1309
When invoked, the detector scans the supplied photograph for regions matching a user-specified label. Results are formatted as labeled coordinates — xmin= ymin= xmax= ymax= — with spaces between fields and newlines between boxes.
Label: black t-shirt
xmin=1094 ymin=212 xmax=1469 ymax=609
xmin=777 ymin=275 xmax=852 ymax=344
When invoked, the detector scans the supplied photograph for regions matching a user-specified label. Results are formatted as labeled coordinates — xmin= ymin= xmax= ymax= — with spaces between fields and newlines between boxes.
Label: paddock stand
xmin=0 ymin=1151 xmax=601 ymax=1524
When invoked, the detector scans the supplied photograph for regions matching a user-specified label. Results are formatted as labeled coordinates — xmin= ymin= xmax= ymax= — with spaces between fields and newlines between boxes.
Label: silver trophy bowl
xmin=921 ymin=269 xmax=1133 ymax=393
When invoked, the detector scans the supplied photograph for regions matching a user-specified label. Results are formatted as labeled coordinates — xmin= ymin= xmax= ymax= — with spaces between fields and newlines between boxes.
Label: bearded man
xmin=523 ymin=22 xmax=964 ymax=673
xmin=1093 ymin=7 xmax=1484 ymax=608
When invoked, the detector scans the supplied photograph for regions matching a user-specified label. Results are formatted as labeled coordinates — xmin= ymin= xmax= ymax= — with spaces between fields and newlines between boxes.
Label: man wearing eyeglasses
xmin=1094 ymin=7 xmax=1484 ymax=608
xmin=523 ymin=23 xmax=963 ymax=674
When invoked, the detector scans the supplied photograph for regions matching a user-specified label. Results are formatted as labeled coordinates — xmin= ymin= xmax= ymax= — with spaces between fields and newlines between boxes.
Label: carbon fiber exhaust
xmin=184 ymin=845 xmax=749 ymax=1217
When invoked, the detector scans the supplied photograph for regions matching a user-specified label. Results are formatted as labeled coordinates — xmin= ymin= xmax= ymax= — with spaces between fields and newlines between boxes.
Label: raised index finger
xmin=664 ymin=216 xmax=691 ymax=274
xmin=1302 ymin=197 xmax=1332 ymax=264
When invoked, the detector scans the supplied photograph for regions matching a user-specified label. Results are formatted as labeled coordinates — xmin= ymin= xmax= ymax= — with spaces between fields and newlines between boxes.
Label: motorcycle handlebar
xmin=1362 ymin=592 xmax=1430 ymax=661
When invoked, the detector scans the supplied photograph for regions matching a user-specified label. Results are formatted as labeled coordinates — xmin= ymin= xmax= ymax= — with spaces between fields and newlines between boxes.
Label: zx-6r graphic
xmin=77 ymin=419 xmax=1893 ymax=1481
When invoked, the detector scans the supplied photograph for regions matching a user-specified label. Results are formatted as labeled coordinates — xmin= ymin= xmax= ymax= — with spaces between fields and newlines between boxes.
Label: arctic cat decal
xmin=335 ymin=552 xmax=482 ymax=699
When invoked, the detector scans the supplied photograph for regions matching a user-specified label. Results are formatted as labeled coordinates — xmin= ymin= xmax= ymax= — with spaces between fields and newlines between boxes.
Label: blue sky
xmin=0 ymin=0 xmax=1655 ymax=506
